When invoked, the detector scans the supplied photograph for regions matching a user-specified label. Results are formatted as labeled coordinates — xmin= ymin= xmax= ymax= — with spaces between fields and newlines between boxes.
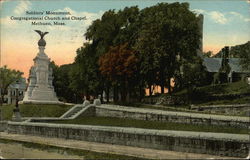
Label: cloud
xmin=229 ymin=11 xmax=242 ymax=17
xmin=193 ymin=9 xmax=250 ymax=24
xmin=244 ymin=18 xmax=250 ymax=22
xmin=14 ymin=1 xmax=31 ymax=15
xmin=193 ymin=9 xmax=228 ymax=24
xmin=208 ymin=11 xmax=228 ymax=24
xmin=229 ymin=11 xmax=250 ymax=22
xmin=192 ymin=9 xmax=205 ymax=14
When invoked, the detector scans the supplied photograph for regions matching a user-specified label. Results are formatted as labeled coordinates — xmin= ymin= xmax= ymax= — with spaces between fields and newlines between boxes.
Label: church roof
xmin=203 ymin=58 xmax=222 ymax=72
xmin=203 ymin=58 xmax=250 ymax=73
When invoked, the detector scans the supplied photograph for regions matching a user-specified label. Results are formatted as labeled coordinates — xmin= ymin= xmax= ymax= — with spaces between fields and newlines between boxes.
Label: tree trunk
xmin=139 ymin=85 xmax=142 ymax=102
xmin=160 ymin=82 xmax=165 ymax=94
xmin=0 ymin=89 xmax=3 ymax=106
xmin=86 ymin=89 xmax=90 ymax=101
xmin=100 ymin=90 xmax=103 ymax=103
xmin=149 ymin=84 xmax=153 ymax=104
xmin=120 ymin=82 xmax=127 ymax=102
xmin=0 ymin=95 xmax=3 ymax=106
xmin=106 ymin=86 xmax=110 ymax=103
xmin=167 ymin=78 xmax=172 ymax=95
xmin=149 ymin=85 xmax=152 ymax=97
xmin=159 ymin=68 xmax=165 ymax=94
xmin=126 ymin=82 xmax=130 ymax=103
xmin=121 ymin=91 xmax=126 ymax=102
xmin=113 ymin=85 xmax=118 ymax=103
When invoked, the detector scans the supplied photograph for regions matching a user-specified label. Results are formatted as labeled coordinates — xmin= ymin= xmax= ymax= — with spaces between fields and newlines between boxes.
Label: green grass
xmin=197 ymin=96 xmax=250 ymax=105
xmin=198 ymin=81 xmax=250 ymax=95
xmin=0 ymin=138 xmax=147 ymax=159
xmin=50 ymin=116 xmax=249 ymax=134
xmin=0 ymin=104 xmax=73 ymax=120
xmin=173 ymin=81 xmax=250 ymax=95
xmin=172 ymin=81 xmax=250 ymax=96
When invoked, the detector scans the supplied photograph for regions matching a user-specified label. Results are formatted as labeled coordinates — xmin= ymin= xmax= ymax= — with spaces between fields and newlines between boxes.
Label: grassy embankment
xmin=110 ymin=81 xmax=250 ymax=116
xmin=50 ymin=116 xmax=249 ymax=134
xmin=175 ymin=81 xmax=250 ymax=105
xmin=136 ymin=81 xmax=250 ymax=113
xmin=0 ymin=104 xmax=72 ymax=120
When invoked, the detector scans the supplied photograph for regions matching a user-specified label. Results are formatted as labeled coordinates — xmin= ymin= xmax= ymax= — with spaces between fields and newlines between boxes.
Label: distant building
xmin=7 ymin=78 xmax=27 ymax=104
xmin=203 ymin=47 xmax=250 ymax=83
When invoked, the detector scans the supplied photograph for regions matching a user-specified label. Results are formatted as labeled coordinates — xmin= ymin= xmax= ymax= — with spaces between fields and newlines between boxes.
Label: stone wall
xmin=95 ymin=105 xmax=249 ymax=128
xmin=6 ymin=121 xmax=249 ymax=157
xmin=0 ymin=121 xmax=8 ymax=132
xmin=192 ymin=104 xmax=250 ymax=116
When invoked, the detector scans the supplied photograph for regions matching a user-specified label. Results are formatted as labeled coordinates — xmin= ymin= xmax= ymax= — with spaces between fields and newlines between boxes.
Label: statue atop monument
xmin=34 ymin=30 xmax=49 ymax=47
xmin=23 ymin=31 xmax=61 ymax=104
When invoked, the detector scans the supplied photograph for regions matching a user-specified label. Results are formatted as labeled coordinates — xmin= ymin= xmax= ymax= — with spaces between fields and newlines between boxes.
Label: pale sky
xmin=0 ymin=0 xmax=250 ymax=78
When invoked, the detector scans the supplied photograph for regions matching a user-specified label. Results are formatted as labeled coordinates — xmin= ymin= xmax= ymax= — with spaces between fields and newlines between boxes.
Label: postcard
xmin=0 ymin=0 xmax=249 ymax=159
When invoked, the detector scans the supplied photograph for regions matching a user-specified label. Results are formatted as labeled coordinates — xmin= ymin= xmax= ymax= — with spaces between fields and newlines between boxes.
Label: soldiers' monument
xmin=23 ymin=30 xmax=61 ymax=104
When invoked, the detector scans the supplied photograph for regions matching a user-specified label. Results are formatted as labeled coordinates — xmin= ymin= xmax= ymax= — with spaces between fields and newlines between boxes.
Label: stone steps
xmin=60 ymin=105 xmax=85 ymax=119
xmin=66 ymin=107 xmax=83 ymax=118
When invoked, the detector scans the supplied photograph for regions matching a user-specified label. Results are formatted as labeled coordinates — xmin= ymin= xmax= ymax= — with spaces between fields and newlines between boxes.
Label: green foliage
xmin=238 ymin=41 xmax=250 ymax=70
xmin=50 ymin=62 xmax=77 ymax=103
xmin=214 ymin=41 xmax=250 ymax=58
xmin=51 ymin=116 xmax=248 ymax=134
xmin=135 ymin=2 xmax=200 ymax=94
xmin=70 ymin=43 xmax=103 ymax=99
xmin=177 ymin=57 xmax=208 ymax=90
xmin=69 ymin=2 xmax=202 ymax=103
xmin=1 ymin=104 xmax=72 ymax=120
xmin=0 ymin=65 xmax=23 ymax=105
xmin=203 ymin=51 xmax=213 ymax=57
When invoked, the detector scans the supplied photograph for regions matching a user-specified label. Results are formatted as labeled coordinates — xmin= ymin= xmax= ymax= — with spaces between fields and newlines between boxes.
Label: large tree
xmin=237 ymin=42 xmax=250 ymax=70
xmin=0 ymin=65 xmax=23 ymax=105
xmin=70 ymin=43 xmax=103 ymax=101
xmin=83 ymin=7 xmax=142 ymax=102
xmin=50 ymin=62 xmax=77 ymax=103
xmin=181 ymin=57 xmax=208 ymax=95
xmin=70 ymin=2 xmax=202 ymax=103
xmin=135 ymin=2 xmax=201 ymax=94
xmin=99 ymin=43 xmax=138 ymax=102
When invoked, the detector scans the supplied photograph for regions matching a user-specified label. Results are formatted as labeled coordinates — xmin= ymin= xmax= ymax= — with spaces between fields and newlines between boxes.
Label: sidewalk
xmin=0 ymin=132 xmax=240 ymax=159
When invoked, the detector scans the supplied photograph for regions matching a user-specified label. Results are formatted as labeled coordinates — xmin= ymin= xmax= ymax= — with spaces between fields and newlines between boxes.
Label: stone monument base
xmin=28 ymin=87 xmax=57 ymax=101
